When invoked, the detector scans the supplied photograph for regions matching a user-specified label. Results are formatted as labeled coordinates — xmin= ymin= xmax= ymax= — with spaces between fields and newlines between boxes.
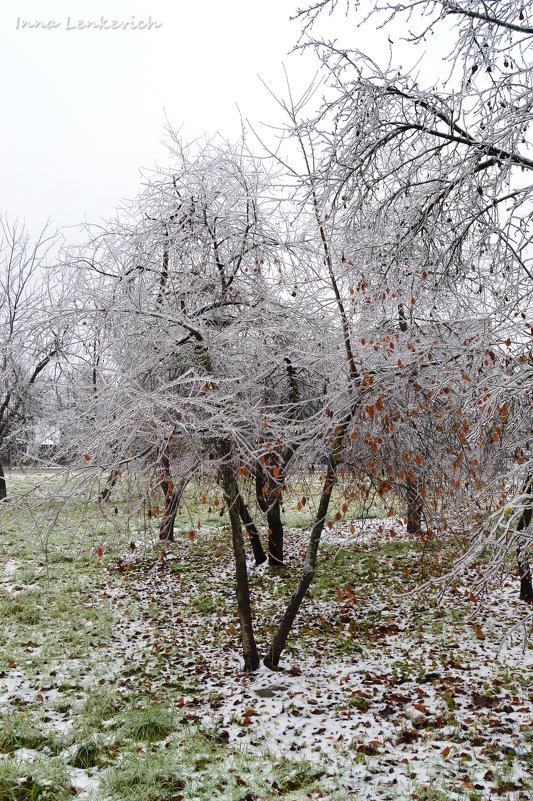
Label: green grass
xmin=0 ymin=591 xmax=43 ymax=626
xmin=0 ymin=757 xmax=74 ymax=801
xmin=101 ymin=736 xmax=335 ymax=801
xmin=1 ymin=468 xmax=532 ymax=800
xmin=69 ymin=738 xmax=103 ymax=769
xmin=118 ymin=707 xmax=177 ymax=744
xmin=0 ymin=713 xmax=64 ymax=755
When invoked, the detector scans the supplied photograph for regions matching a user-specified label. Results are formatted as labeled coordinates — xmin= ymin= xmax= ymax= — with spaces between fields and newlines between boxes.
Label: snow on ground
xmin=1 ymin=517 xmax=533 ymax=799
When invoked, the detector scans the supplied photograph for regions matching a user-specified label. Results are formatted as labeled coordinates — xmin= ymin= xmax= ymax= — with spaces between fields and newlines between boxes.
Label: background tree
xmin=0 ymin=216 xmax=62 ymax=499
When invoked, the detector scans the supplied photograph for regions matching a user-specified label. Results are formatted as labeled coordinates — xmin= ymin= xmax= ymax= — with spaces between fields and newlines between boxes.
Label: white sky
xmin=0 ymin=0 xmax=318 ymax=240
xmin=0 ymin=0 xmax=451 ymax=243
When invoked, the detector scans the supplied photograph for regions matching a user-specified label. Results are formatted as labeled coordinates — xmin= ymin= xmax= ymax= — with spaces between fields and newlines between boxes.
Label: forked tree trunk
xmin=159 ymin=476 xmax=189 ymax=542
xmin=263 ymin=421 xmax=349 ymax=669
xmin=0 ymin=460 xmax=6 ymax=500
xmin=263 ymin=471 xmax=337 ymax=668
xmin=236 ymin=493 xmax=267 ymax=565
xmin=222 ymin=465 xmax=260 ymax=672
xmin=159 ymin=489 xmax=180 ymax=542
xmin=516 ymin=477 xmax=533 ymax=602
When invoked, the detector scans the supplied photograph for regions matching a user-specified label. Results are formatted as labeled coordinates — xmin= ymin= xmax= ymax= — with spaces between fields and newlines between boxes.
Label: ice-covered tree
xmin=294 ymin=0 xmax=533 ymax=599
xmin=0 ymin=216 xmax=62 ymax=499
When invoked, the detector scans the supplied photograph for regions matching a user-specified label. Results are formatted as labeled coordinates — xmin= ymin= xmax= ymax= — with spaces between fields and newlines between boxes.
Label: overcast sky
xmin=1 ymin=1 xmax=451 ymax=244
xmin=0 ymin=0 xmax=324 ymax=241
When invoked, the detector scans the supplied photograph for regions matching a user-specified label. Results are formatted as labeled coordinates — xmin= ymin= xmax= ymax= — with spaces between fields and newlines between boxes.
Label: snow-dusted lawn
xmin=1 ymin=489 xmax=532 ymax=799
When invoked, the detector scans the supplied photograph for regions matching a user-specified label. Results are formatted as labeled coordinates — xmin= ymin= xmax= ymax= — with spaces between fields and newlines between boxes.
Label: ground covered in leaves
xmin=1 ymin=472 xmax=533 ymax=800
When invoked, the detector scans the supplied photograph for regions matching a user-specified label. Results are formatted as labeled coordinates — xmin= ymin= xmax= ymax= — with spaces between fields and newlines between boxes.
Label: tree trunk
xmin=516 ymin=537 xmax=533 ymax=602
xmin=516 ymin=477 xmax=533 ymax=602
xmin=263 ymin=471 xmax=337 ymax=669
xmin=159 ymin=475 xmax=189 ymax=541
xmin=267 ymin=501 xmax=284 ymax=566
xmin=236 ymin=493 xmax=267 ymax=565
xmin=399 ymin=306 xmax=424 ymax=536
xmin=0 ymin=459 xmax=6 ymax=500
xmin=256 ymin=466 xmax=285 ymax=566
xmin=99 ymin=469 xmax=119 ymax=503
xmin=251 ymin=357 xmax=299 ymax=568
xmin=158 ymin=452 xmax=178 ymax=542
xmin=406 ymin=476 xmax=423 ymax=535
xmin=263 ymin=420 xmax=350 ymax=669
xmin=159 ymin=489 xmax=179 ymax=542
xmin=222 ymin=465 xmax=260 ymax=672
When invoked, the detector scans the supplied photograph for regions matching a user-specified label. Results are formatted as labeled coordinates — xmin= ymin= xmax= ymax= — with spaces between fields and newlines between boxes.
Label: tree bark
xmin=399 ymin=305 xmax=424 ymax=536
xmin=267 ymin=501 xmax=284 ymax=566
xmin=263 ymin=471 xmax=337 ymax=668
xmin=253 ymin=357 xmax=300 ymax=567
xmin=159 ymin=488 xmax=180 ymax=542
xmin=406 ymin=476 xmax=423 ymax=535
xmin=159 ymin=475 xmax=190 ymax=542
xmin=263 ymin=421 xmax=349 ymax=669
xmin=157 ymin=453 xmax=190 ymax=542
xmin=256 ymin=466 xmax=285 ymax=566
xmin=236 ymin=492 xmax=267 ymax=565
xmin=99 ymin=469 xmax=119 ymax=503
xmin=222 ymin=465 xmax=260 ymax=672
xmin=0 ymin=459 xmax=6 ymax=501
xmin=516 ymin=476 xmax=533 ymax=602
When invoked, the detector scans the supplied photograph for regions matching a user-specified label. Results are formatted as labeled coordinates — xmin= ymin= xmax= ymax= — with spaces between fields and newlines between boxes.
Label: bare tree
xmin=0 ymin=216 xmax=61 ymax=499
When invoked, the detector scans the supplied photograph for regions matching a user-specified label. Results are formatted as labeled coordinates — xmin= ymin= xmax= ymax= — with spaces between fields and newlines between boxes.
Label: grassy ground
xmin=0 ymin=469 xmax=532 ymax=800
